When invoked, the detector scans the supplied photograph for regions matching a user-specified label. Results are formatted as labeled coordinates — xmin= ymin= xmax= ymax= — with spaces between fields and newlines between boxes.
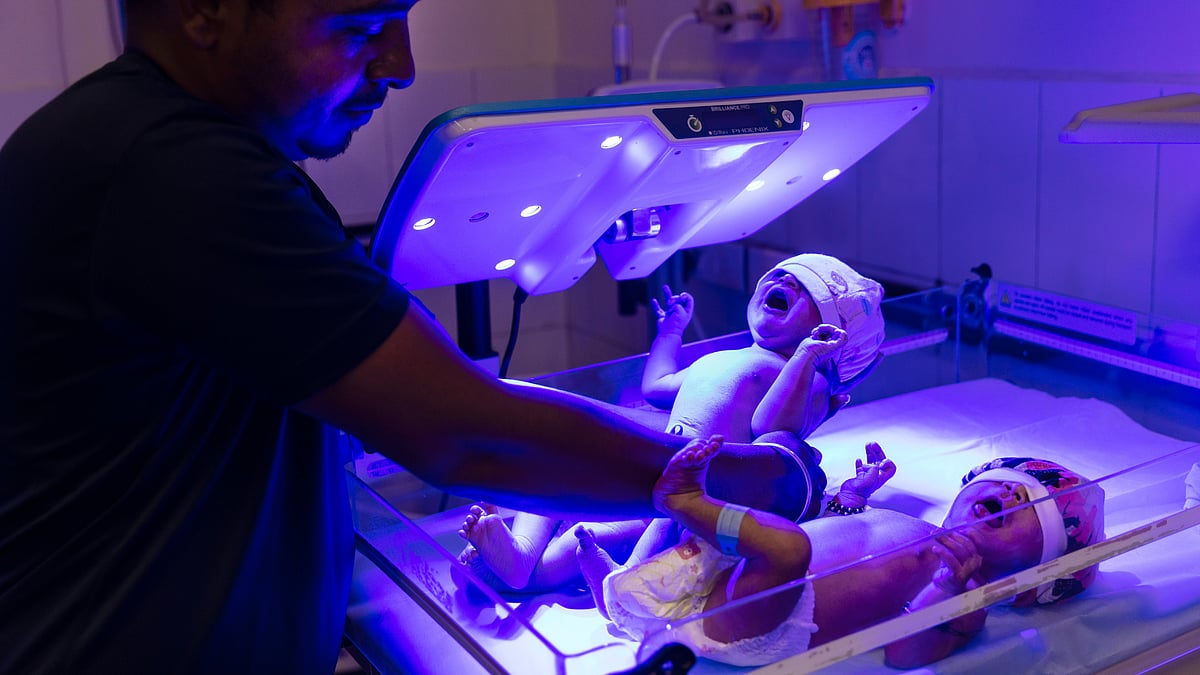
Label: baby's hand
xmin=931 ymin=528 xmax=985 ymax=595
xmin=838 ymin=442 xmax=897 ymax=504
xmin=652 ymin=285 xmax=693 ymax=337
xmin=796 ymin=324 xmax=847 ymax=361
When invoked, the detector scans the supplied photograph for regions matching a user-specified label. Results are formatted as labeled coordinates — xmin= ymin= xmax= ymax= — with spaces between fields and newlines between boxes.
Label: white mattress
xmin=793 ymin=377 xmax=1200 ymax=674
xmin=359 ymin=377 xmax=1200 ymax=674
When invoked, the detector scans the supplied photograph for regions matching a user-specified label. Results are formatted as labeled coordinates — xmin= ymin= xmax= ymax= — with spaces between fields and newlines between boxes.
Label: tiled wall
xmin=560 ymin=0 xmax=1200 ymax=353
xmin=7 ymin=1 xmax=1200 ymax=379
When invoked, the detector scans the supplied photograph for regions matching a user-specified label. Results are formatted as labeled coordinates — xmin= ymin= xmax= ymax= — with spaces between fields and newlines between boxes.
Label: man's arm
xmin=653 ymin=437 xmax=814 ymax=643
xmin=300 ymin=305 xmax=685 ymax=519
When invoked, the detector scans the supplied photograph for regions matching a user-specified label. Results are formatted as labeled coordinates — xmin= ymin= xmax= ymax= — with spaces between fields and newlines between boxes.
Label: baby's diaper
xmin=673 ymin=577 xmax=818 ymax=667
xmin=604 ymin=535 xmax=738 ymax=640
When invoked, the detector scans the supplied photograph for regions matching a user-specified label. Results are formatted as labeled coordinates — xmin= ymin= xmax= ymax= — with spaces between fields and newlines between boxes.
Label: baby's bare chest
xmin=681 ymin=350 xmax=784 ymax=396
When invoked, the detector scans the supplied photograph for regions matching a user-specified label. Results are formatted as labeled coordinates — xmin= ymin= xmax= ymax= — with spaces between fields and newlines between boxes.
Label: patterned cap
xmin=962 ymin=457 xmax=1106 ymax=606
xmin=757 ymin=253 xmax=885 ymax=388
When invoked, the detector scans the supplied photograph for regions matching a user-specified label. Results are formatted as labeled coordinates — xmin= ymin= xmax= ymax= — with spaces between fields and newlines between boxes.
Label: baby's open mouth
xmin=974 ymin=498 xmax=1005 ymax=527
xmin=766 ymin=288 xmax=790 ymax=312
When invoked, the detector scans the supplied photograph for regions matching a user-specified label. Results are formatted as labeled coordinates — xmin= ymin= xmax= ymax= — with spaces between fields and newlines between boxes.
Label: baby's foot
xmin=575 ymin=525 xmax=621 ymax=619
xmin=457 ymin=503 xmax=537 ymax=590
xmin=653 ymin=435 xmax=723 ymax=516
xmin=457 ymin=544 xmax=517 ymax=592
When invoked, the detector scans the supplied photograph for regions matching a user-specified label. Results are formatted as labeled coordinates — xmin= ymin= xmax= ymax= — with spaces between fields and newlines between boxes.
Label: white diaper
xmin=603 ymin=535 xmax=739 ymax=640
xmin=673 ymin=578 xmax=818 ymax=667
xmin=605 ymin=535 xmax=819 ymax=667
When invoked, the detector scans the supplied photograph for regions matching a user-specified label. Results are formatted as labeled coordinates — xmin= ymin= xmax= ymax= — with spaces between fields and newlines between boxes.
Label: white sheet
xmin=722 ymin=377 xmax=1200 ymax=674
xmin=407 ymin=378 xmax=1200 ymax=674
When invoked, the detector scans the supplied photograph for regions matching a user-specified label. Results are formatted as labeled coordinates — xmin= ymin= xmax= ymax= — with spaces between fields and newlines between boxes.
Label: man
xmin=0 ymin=1 xmax=833 ymax=673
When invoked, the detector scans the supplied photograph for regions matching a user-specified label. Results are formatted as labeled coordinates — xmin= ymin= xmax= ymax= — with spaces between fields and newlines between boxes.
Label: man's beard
xmin=301 ymin=130 xmax=356 ymax=161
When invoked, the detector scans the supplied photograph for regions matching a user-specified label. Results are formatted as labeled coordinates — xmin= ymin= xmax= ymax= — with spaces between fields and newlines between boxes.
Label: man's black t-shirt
xmin=0 ymin=52 xmax=410 ymax=674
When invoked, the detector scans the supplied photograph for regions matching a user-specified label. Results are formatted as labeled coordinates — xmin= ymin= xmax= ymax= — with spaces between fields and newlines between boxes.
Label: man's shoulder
xmin=10 ymin=53 xmax=250 ymax=163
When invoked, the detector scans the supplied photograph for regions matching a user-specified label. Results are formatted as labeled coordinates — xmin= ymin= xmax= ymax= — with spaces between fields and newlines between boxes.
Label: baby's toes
xmin=458 ymin=545 xmax=477 ymax=564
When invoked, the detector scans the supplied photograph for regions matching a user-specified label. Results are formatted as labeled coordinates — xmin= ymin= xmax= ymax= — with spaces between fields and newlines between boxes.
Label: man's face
xmin=220 ymin=0 xmax=416 ymax=160
xmin=746 ymin=269 xmax=821 ymax=354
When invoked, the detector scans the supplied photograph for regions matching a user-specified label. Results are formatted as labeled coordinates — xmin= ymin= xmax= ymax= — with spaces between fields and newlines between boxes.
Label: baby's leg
xmin=575 ymin=525 xmax=620 ymax=618
xmin=626 ymin=517 xmax=680 ymax=567
xmin=458 ymin=505 xmax=559 ymax=590
xmin=529 ymin=518 xmax=651 ymax=591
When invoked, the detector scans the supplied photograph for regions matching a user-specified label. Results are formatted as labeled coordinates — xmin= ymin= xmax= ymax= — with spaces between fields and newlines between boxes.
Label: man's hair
xmin=122 ymin=0 xmax=275 ymax=15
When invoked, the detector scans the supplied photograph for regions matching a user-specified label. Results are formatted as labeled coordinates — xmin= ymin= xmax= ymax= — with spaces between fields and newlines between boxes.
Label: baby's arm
xmin=823 ymin=442 xmax=896 ymax=515
xmin=750 ymin=324 xmax=847 ymax=439
xmin=641 ymin=285 xmax=694 ymax=409
xmin=654 ymin=437 xmax=815 ymax=642
xmin=884 ymin=529 xmax=987 ymax=668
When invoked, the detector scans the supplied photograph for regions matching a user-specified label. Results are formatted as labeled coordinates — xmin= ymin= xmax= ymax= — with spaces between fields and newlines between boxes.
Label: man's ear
xmin=178 ymin=0 xmax=228 ymax=48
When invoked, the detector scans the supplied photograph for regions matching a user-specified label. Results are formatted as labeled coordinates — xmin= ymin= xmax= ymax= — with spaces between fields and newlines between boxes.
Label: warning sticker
xmin=994 ymin=283 xmax=1138 ymax=345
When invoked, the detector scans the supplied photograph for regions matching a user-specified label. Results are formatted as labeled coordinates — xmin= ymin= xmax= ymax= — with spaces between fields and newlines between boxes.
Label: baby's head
xmin=948 ymin=457 xmax=1106 ymax=606
xmin=749 ymin=253 xmax=885 ymax=389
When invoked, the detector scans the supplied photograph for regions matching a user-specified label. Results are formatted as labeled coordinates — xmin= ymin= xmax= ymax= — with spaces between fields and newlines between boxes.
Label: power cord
xmin=498 ymin=287 xmax=530 ymax=379
xmin=649 ymin=12 xmax=703 ymax=81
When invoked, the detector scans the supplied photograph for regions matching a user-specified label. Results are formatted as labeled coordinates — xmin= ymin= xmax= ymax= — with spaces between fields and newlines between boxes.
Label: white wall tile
xmin=1038 ymin=82 xmax=1160 ymax=313
xmin=472 ymin=66 xmax=557 ymax=104
xmin=504 ymin=325 xmax=571 ymax=379
xmin=60 ymin=0 xmax=121 ymax=82
xmin=410 ymin=0 xmax=560 ymax=71
xmin=555 ymin=65 xmax=618 ymax=99
xmin=0 ymin=89 xmax=55 ymax=146
xmin=384 ymin=70 xmax=476 ymax=176
xmin=1152 ymin=86 xmax=1200 ymax=325
xmin=490 ymin=278 xmax=567 ymax=335
xmin=940 ymin=78 xmax=1039 ymax=288
xmin=776 ymin=166 xmax=860 ymax=259
xmin=564 ymin=265 xmax=650 ymax=358
xmin=0 ymin=1 xmax=64 ymax=91
xmin=879 ymin=0 xmax=1200 ymax=78
xmin=858 ymin=79 xmax=940 ymax=285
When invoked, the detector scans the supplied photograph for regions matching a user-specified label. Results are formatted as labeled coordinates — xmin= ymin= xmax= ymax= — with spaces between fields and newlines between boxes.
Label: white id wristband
xmin=715 ymin=504 xmax=751 ymax=555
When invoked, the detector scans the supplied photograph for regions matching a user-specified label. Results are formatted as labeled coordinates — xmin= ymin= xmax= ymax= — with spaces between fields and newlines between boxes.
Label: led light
xmin=601 ymin=135 xmax=623 ymax=149
xmin=412 ymin=217 xmax=436 ymax=230
xmin=520 ymin=205 xmax=542 ymax=218
xmin=822 ymin=168 xmax=841 ymax=181
xmin=746 ymin=179 xmax=765 ymax=192
xmin=495 ymin=258 xmax=516 ymax=271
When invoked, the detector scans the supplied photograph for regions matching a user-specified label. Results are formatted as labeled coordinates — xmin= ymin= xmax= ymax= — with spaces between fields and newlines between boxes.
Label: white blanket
xmin=404 ymin=378 xmax=1200 ymax=674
